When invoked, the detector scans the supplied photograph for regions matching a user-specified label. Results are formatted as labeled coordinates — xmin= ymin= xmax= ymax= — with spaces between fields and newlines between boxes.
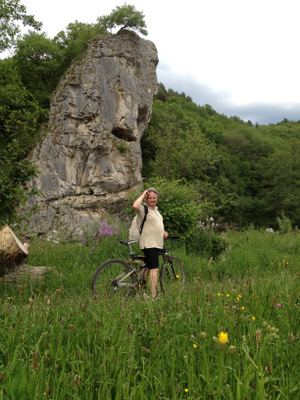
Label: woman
xmin=132 ymin=188 xmax=168 ymax=299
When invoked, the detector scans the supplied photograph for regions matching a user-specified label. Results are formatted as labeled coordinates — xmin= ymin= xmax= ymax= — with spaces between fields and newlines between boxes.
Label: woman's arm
xmin=132 ymin=189 xmax=148 ymax=213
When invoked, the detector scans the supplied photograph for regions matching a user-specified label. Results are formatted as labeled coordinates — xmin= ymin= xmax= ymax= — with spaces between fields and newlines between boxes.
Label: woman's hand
xmin=133 ymin=189 xmax=149 ymax=212
xmin=164 ymin=231 xmax=168 ymax=239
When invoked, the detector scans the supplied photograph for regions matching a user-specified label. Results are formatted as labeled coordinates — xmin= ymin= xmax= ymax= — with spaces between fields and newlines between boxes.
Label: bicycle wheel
xmin=160 ymin=256 xmax=186 ymax=296
xmin=91 ymin=259 xmax=137 ymax=297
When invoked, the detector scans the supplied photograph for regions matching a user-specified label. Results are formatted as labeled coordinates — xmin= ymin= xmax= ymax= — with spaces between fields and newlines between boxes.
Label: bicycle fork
xmin=164 ymin=257 xmax=181 ymax=280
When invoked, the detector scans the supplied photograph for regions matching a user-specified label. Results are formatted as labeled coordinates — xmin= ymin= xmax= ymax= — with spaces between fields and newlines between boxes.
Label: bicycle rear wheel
xmin=91 ymin=259 xmax=137 ymax=297
xmin=160 ymin=256 xmax=186 ymax=296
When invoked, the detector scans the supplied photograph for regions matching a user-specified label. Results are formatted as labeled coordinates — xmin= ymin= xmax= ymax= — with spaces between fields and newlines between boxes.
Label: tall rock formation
xmin=24 ymin=30 xmax=158 ymax=237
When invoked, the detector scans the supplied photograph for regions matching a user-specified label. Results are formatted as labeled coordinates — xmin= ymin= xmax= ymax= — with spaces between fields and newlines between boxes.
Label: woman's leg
xmin=142 ymin=248 xmax=160 ymax=298
xmin=149 ymin=268 xmax=158 ymax=299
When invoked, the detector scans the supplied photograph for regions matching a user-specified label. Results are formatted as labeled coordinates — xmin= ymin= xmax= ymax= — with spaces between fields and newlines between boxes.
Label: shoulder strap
xmin=139 ymin=205 xmax=148 ymax=235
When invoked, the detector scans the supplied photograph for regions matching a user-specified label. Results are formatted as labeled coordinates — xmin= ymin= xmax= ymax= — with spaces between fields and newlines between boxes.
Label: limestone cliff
xmin=24 ymin=30 xmax=158 ymax=237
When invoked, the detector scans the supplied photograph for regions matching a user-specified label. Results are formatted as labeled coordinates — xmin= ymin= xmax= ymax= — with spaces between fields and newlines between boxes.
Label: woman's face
xmin=145 ymin=192 xmax=158 ymax=208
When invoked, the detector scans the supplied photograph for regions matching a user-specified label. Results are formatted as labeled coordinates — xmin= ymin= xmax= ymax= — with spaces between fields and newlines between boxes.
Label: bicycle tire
xmin=160 ymin=256 xmax=186 ymax=296
xmin=91 ymin=259 xmax=137 ymax=297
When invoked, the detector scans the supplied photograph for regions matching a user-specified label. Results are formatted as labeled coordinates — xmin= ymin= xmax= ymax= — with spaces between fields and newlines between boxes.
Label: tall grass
xmin=0 ymin=227 xmax=299 ymax=399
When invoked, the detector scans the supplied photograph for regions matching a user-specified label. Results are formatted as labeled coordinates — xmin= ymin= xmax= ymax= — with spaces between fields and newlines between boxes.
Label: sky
xmin=14 ymin=0 xmax=300 ymax=125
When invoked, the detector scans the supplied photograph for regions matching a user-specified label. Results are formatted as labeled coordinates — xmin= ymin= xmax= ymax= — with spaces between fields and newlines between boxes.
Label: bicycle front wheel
xmin=160 ymin=256 xmax=186 ymax=296
xmin=91 ymin=259 xmax=137 ymax=297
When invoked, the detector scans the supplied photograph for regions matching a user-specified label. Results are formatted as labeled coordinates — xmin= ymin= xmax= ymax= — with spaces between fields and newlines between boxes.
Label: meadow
xmin=0 ymin=226 xmax=299 ymax=399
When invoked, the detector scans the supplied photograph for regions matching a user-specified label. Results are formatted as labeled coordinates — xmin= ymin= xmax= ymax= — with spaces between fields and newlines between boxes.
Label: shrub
xmin=277 ymin=212 xmax=293 ymax=233
xmin=185 ymin=218 xmax=227 ymax=259
xmin=144 ymin=179 xmax=201 ymax=237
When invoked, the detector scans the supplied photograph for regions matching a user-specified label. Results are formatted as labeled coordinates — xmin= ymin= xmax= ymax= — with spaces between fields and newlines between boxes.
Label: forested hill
xmin=0 ymin=26 xmax=299 ymax=229
xmin=141 ymin=85 xmax=300 ymax=228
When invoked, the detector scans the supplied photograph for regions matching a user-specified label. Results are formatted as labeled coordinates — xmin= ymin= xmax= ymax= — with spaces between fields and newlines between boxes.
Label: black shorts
xmin=142 ymin=248 xmax=161 ymax=270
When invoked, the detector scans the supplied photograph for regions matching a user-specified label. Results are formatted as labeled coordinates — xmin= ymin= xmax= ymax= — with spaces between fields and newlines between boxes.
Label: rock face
xmin=24 ymin=30 xmax=158 ymax=237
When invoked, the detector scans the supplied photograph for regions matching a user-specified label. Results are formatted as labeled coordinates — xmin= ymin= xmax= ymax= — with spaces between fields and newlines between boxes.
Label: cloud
xmin=224 ymin=103 xmax=300 ymax=126
xmin=157 ymin=63 xmax=300 ymax=125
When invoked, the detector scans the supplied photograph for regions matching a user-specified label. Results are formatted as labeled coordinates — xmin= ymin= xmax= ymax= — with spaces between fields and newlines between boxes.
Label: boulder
xmin=23 ymin=30 xmax=158 ymax=238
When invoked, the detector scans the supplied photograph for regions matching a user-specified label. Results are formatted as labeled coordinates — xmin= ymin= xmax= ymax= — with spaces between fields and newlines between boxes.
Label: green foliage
xmin=0 ymin=58 xmax=42 ymax=149
xmin=277 ymin=213 xmax=293 ymax=233
xmin=142 ymin=88 xmax=300 ymax=228
xmin=258 ymin=141 xmax=300 ymax=226
xmin=185 ymin=219 xmax=228 ymax=259
xmin=54 ymin=21 xmax=107 ymax=66
xmin=98 ymin=3 xmax=148 ymax=36
xmin=0 ymin=0 xmax=42 ymax=52
xmin=0 ymin=58 xmax=42 ymax=224
xmin=142 ymin=95 xmax=219 ymax=181
xmin=0 ymin=141 xmax=38 ymax=224
xmin=14 ymin=31 xmax=66 ymax=108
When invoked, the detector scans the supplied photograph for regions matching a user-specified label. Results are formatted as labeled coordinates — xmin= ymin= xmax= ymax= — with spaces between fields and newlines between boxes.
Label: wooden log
xmin=0 ymin=225 xmax=29 ymax=276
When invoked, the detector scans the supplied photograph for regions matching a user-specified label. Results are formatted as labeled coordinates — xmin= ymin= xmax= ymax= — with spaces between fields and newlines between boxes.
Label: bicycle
xmin=91 ymin=235 xmax=186 ymax=299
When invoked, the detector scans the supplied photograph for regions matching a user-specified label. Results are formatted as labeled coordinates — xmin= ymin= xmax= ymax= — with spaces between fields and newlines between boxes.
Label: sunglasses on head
xmin=148 ymin=189 xmax=158 ymax=194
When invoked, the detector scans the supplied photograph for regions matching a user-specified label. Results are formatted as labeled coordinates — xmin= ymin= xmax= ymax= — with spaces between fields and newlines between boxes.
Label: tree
xmin=0 ymin=58 xmax=42 ymax=148
xmin=142 ymin=96 xmax=218 ymax=181
xmin=0 ymin=0 xmax=42 ymax=52
xmin=0 ymin=142 xmax=38 ymax=225
xmin=0 ymin=58 xmax=41 ymax=224
xmin=259 ymin=141 xmax=300 ymax=226
xmin=98 ymin=3 xmax=148 ymax=36
xmin=54 ymin=21 xmax=107 ymax=66
xmin=14 ymin=31 xmax=64 ymax=108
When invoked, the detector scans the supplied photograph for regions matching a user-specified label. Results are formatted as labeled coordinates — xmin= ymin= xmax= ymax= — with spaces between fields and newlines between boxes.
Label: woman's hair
xmin=148 ymin=187 xmax=158 ymax=195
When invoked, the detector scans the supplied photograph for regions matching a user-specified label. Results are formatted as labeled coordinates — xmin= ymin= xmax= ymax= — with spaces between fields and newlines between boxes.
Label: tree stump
xmin=0 ymin=225 xmax=29 ymax=276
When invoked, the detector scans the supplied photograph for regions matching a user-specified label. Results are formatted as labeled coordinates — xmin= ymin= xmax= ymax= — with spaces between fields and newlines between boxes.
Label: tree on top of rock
xmin=97 ymin=3 xmax=148 ymax=36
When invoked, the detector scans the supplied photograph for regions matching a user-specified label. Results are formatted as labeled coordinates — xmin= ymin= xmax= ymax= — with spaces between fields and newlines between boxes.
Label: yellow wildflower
xmin=184 ymin=388 xmax=189 ymax=393
xmin=193 ymin=344 xmax=197 ymax=348
xmin=226 ymin=294 xmax=230 ymax=297
xmin=218 ymin=332 xmax=229 ymax=344
xmin=241 ymin=306 xmax=245 ymax=310
xmin=252 ymin=316 xmax=256 ymax=321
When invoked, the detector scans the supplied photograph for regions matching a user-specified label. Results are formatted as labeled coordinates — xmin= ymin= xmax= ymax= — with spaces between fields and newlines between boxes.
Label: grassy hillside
xmin=1 ymin=226 xmax=299 ymax=399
